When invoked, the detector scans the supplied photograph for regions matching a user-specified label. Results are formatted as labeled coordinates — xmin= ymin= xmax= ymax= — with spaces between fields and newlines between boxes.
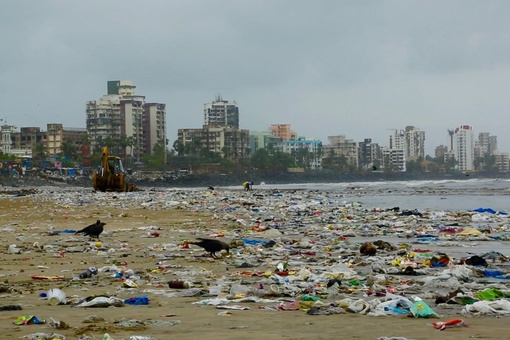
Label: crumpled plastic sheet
xmin=114 ymin=318 xmax=180 ymax=328
xmin=463 ymin=299 xmax=510 ymax=314
xmin=73 ymin=296 xmax=124 ymax=308
xmin=143 ymin=288 xmax=202 ymax=298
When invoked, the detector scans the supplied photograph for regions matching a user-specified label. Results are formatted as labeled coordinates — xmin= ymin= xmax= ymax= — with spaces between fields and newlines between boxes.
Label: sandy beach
xmin=1 ymin=185 xmax=510 ymax=340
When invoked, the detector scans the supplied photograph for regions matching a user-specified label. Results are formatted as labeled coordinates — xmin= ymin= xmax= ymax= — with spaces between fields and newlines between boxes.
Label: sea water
xmin=213 ymin=178 xmax=510 ymax=212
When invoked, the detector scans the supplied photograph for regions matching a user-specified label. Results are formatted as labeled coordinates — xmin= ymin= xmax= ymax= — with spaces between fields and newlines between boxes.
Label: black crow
xmin=360 ymin=242 xmax=377 ymax=256
xmin=75 ymin=220 xmax=105 ymax=240
xmin=188 ymin=238 xmax=229 ymax=258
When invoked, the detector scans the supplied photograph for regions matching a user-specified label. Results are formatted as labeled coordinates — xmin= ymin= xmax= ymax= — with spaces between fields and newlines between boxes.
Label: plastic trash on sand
xmin=475 ymin=287 xmax=507 ymax=301
xmin=432 ymin=319 xmax=468 ymax=331
xmin=73 ymin=296 xmax=124 ymax=308
xmin=8 ymin=244 xmax=22 ymax=254
xmin=47 ymin=288 xmax=66 ymax=306
xmin=230 ymin=283 xmax=251 ymax=297
xmin=347 ymin=299 xmax=370 ymax=314
xmin=410 ymin=301 xmax=438 ymax=318
xmin=13 ymin=315 xmax=46 ymax=325
xmin=463 ymin=299 xmax=510 ymax=314
xmin=124 ymin=295 xmax=149 ymax=305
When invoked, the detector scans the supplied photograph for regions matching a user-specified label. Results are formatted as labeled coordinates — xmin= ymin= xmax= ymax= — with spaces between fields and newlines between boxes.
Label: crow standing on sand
xmin=75 ymin=220 xmax=105 ymax=240
xmin=188 ymin=238 xmax=229 ymax=258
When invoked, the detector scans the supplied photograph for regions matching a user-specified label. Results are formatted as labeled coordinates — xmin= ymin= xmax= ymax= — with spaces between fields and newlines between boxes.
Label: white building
xmin=452 ymin=125 xmax=474 ymax=171
xmin=404 ymin=126 xmax=425 ymax=160
xmin=389 ymin=127 xmax=425 ymax=162
xmin=382 ymin=147 xmax=406 ymax=172
xmin=0 ymin=124 xmax=16 ymax=155
xmin=495 ymin=153 xmax=510 ymax=173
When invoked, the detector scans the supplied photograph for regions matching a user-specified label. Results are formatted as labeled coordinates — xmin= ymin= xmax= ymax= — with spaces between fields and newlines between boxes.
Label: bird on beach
xmin=188 ymin=238 xmax=230 ymax=258
xmin=359 ymin=242 xmax=377 ymax=256
xmin=75 ymin=220 xmax=105 ymax=240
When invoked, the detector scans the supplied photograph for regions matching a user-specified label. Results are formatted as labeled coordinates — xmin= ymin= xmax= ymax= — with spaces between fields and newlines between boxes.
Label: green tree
xmin=60 ymin=141 xmax=78 ymax=161
xmin=34 ymin=143 xmax=46 ymax=161
xmin=321 ymin=149 xmax=335 ymax=170
xmin=119 ymin=135 xmax=134 ymax=157
xmin=295 ymin=147 xmax=310 ymax=169
xmin=173 ymin=140 xmax=185 ymax=156
xmin=444 ymin=156 xmax=457 ymax=172
xmin=103 ymin=136 xmax=115 ymax=150
xmin=221 ymin=146 xmax=231 ymax=159
xmin=142 ymin=141 xmax=166 ymax=170
xmin=406 ymin=160 xmax=420 ymax=174
xmin=335 ymin=154 xmax=349 ymax=172
xmin=271 ymin=151 xmax=296 ymax=171
xmin=483 ymin=153 xmax=497 ymax=172
xmin=251 ymin=148 xmax=271 ymax=170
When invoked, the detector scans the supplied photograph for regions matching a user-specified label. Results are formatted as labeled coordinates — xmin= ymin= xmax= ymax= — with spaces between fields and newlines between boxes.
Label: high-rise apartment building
xmin=176 ymin=96 xmax=249 ymax=163
xmin=86 ymin=81 xmax=166 ymax=162
xmin=389 ymin=127 xmax=425 ymax=161
xmin=143 ymin=103 xmax=166 ymax=155
xmin=204 ymin=96 xmax=239 ymax=128
xmin=404 ymin=126 xmax=425 ymax=160
xmin=476 ymin=132 xmax=497 ymax=157
xmin=451 ymin=125 xmax=474 ymax=171
xmin=389 ymin=129 xmax=405 ymax=150
xmin=358 ymin=138 xmax=381 ymax=170
xmin=387 ymin=130 xmax=406 ymax=171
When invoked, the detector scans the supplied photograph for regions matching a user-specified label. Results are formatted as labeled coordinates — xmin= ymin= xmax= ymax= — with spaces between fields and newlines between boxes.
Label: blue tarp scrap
xmin=471 ymin=208 xmax=508 ymax=215
xmin=241 ymin=238 xmax=268 ymax=245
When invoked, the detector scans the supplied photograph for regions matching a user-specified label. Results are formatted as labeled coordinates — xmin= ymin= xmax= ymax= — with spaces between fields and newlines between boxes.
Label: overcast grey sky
xmin=2 ymin=0 xmax=510 ymax=156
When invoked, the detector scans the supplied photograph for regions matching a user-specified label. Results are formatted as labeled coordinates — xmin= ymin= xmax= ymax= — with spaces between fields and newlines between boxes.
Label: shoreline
xmin=2 ymin=171 xmax=508 ymax=191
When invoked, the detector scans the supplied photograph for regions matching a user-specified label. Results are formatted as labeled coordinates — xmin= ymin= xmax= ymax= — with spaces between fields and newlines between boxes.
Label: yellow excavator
xmin=92 ymin=146 xmax=136 ymax=192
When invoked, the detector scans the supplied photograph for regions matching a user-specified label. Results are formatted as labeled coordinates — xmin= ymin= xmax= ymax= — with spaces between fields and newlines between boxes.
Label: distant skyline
xmin=2 ymin=1 xmax=510 ymax=156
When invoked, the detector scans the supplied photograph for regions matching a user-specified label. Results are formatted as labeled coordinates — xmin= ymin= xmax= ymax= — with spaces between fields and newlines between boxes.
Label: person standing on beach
xmin=243 ymin=181 xmax=253 ymax=191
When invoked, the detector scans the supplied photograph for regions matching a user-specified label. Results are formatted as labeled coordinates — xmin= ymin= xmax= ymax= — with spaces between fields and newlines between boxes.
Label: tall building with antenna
xmin=203 ymin=96 xmax=239 ymax=128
